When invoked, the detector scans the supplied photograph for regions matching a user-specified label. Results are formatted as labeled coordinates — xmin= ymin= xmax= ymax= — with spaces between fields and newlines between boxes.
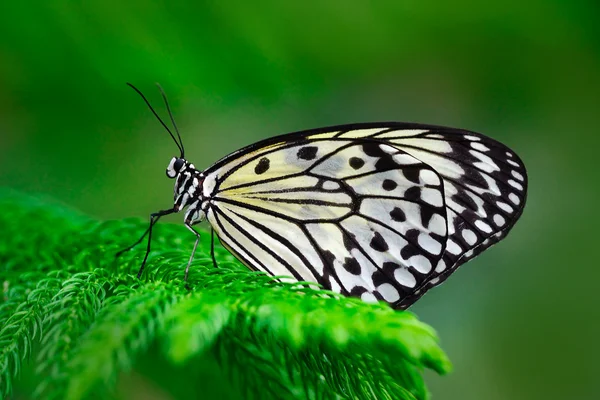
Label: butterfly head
xmin=166 ymin=156 xmax=187 ymax=178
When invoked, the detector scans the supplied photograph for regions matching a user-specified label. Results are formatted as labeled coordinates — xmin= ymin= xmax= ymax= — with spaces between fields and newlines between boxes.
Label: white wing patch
xmin=201 ymin=124 xmax=527 ymax=309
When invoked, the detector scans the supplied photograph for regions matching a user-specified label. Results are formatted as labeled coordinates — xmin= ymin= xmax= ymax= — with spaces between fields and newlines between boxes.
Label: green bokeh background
xmin=1 ymin=1 xmax=598 ymax=399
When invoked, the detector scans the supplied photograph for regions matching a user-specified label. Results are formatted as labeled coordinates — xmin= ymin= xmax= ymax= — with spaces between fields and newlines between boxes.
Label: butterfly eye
xmin=174 ymin=158 xmax=185 ymax=171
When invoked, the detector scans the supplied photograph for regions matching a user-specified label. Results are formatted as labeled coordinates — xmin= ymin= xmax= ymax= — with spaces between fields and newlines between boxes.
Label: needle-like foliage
xmin=0 ymin=189 xmax=451 ymax=399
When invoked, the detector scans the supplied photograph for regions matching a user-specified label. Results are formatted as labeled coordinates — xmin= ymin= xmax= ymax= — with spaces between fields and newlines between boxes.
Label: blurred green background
xmin=1 ymin=1 xmax=598 ymax=399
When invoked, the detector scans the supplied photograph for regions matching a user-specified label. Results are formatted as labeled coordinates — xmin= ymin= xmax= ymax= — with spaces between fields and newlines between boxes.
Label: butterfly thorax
xmin=166 ymin=156 xmax=206 ymax=224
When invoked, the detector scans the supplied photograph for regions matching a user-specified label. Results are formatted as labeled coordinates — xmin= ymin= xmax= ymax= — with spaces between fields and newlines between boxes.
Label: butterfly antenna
xmin=155 ymin=83 xmax=185 ymax=158
xmin=126 ymin=83 xmax=184 ymax=157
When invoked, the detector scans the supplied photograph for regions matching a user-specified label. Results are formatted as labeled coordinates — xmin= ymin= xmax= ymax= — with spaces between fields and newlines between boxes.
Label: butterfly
xmin=119 ymin=84 xmax=527 ymax=310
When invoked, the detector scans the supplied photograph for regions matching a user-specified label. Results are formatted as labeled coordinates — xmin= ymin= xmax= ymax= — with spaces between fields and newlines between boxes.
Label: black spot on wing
xmin=254 ymin=157 xmax=270 ymax=174
xmin=342 ymin=257 xmax=361 ymax=275
xmin=390 ymin=207 xmax=406 ymax=222
xmin=382 ymin=179 xmax=397 ymax=191
xmin=349 ymin=157 xmax=365 ymax=170
xmin=404 ymin=186 xmax=422 ymax=203
xmin=370 ymin=231 xmax=389 ymax=252
xmin=297 ymin=146 xmax=318 ymax=160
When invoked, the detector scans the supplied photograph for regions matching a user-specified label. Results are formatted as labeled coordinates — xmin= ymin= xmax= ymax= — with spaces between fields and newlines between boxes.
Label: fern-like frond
xmin=0 ymin=189 xmax=451 ymax=400
xmin=65 ymin=280 xmax=185 ymax=399
xmin=33 ymin=270 xmax=116 ymax=399
xmin=0 ymin=272 xmax=65 ymax=398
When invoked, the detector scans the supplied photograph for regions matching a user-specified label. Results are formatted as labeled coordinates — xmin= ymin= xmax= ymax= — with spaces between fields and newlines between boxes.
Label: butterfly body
xmin=162 ymin=122 xmax=527 ymax=310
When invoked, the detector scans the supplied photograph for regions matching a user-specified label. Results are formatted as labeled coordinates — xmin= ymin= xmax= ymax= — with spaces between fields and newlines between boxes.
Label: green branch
xmin=0 ymin=189 xmax=451 ymax=399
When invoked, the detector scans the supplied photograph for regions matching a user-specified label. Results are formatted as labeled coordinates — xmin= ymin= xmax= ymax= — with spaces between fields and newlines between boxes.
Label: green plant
xmin=0 ymin=189 xmax=451 ymax=399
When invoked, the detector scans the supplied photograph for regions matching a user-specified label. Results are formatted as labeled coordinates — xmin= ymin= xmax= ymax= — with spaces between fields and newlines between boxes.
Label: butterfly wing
xmin=202 ymin=123 xmax=527 ymax=309
xmin=371 ymin=126 xmax=528 ymax=307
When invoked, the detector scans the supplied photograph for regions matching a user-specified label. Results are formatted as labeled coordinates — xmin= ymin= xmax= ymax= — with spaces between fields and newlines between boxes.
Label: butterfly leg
xmin=184 ymin=223 xmax=202 ymax=282
xmin=210 ymin=228 xmax=218 ymax=269
xmin=115 ymin=208 xmax=175 ymax=278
